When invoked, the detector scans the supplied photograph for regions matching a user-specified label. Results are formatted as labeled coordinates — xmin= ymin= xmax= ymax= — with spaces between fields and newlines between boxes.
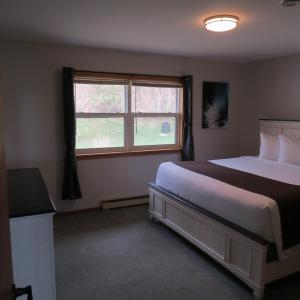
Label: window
xmin=74 ymin=72 xmax=183 ymax=157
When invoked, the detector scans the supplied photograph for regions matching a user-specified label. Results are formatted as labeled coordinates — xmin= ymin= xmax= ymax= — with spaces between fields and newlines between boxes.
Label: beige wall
xmin=240 ymin=54 xmax=300 ymax=155
xmin=250 ymin=54 xmax=300 ymax=119
xmin=0 ymin=40 xmax=245 ymax=211
xmin=239 ymin=63 xmax=260 ymax=156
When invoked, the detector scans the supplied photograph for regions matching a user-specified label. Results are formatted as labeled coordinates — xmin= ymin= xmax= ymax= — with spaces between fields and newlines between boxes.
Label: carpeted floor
xmin=54 ymin=205 xmax=300 ymax=300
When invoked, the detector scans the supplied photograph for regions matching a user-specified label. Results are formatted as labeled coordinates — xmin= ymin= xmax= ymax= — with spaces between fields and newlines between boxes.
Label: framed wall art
xmin=202 ymin=81 xmax=229 ymax=129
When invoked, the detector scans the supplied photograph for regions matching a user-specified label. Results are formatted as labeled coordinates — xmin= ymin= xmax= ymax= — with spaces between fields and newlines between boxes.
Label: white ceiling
xmin=0 ymin=0 xmax=300 ymax=63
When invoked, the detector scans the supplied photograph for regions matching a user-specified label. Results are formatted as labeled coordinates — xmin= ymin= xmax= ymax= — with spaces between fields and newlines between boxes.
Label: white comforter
xmin=155 ymin=156 xmax=300 ymax=260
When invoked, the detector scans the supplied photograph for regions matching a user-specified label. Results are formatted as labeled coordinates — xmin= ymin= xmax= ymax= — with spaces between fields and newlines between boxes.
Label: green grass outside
xmin=76 ymin=118 xmax=175 ymax=149
xmin=134 ymin=118 xmax=175 ymax=146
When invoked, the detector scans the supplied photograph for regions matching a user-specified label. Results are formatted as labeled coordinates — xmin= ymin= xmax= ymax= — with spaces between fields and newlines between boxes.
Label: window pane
xmin=134 ymin=117 xmax=176 ymax=146
xmin=131 ymin=85 xmax=179 ymax=113
xmin=75 ymin=83 xmax=126 ymax=113
xmin=76 ymin=118 xmax=124 ymax=149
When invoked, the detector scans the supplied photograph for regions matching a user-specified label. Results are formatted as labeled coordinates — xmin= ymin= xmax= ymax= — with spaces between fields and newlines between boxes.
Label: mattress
xmin=155 ymin=156 xmax=300 ymax=260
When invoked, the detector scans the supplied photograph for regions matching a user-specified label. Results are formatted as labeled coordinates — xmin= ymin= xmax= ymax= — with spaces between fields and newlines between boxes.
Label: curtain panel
xmin=62 ymin=67 xmax=82 ymax=200
xmin=181 ymin=75 xmax=195 ymax=161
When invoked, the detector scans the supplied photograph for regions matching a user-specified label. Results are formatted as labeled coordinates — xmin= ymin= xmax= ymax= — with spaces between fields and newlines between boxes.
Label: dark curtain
xmin=62 ymin=67 xmax=82 ymax=200
xmin=181 ymin=75 xmax=195 ymax=161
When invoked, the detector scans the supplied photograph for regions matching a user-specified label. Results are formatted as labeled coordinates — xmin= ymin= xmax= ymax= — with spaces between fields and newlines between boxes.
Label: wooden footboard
xmin=149 ymin=185 xmax=267 ymax=299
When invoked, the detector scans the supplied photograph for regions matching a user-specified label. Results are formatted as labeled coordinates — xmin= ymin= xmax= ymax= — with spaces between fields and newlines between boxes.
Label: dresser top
xmin=7 ymin=168 xmax=56 ymax=218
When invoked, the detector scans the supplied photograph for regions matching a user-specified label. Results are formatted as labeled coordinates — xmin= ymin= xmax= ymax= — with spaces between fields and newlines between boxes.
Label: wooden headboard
xmin=260 ymin=119 xmax=300 ymax=140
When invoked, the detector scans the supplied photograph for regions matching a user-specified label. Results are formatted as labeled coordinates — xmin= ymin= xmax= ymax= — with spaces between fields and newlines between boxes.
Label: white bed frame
xmin=149 ymin=120 xmax=300 ymax=299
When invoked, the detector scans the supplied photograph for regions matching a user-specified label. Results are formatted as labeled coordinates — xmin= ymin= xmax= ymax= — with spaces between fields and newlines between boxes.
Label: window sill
xmin=76 ymin=148 xmax=182 ymax=160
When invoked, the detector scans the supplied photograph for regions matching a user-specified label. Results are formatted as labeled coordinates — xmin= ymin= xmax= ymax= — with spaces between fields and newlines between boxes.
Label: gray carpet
xmin=54 ymin=205 xmax=300 ymax=300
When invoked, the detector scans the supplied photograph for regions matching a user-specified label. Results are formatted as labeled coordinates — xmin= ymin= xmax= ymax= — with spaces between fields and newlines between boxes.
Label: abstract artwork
xmin=202 ymin=81 xmax=229 ymax=128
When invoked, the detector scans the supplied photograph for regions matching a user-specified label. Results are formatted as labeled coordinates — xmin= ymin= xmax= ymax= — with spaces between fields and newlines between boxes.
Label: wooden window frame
xmin=74 ymin=71 xmax=183 ymax=159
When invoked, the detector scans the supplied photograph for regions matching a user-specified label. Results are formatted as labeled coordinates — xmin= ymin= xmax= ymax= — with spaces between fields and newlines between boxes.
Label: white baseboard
xmin=102 ymin=197 xmax=149 ymax=210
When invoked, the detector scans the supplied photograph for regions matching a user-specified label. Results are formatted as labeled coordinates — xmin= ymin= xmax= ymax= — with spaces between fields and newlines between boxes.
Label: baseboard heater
xmin=101 ymin=195 xmax=149 ymax=210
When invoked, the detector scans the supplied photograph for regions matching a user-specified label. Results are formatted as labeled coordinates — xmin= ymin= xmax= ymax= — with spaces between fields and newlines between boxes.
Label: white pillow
xmin=259 ymin=132 xmax=279 ymax=161
xmin=278 ymin=135 xmax=300 ymax=165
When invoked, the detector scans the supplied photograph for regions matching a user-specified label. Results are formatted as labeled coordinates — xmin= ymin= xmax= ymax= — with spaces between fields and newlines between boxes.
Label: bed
xmin=148 ymin=120 xmax=300 ymax=299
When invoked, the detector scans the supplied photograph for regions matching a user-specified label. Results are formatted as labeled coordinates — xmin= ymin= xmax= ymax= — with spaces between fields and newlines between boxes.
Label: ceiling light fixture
xmin=204 ymin=15 xmax=239 ymax=32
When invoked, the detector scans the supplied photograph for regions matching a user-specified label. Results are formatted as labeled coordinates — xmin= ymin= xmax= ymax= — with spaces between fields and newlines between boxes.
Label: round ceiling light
xmin=204 ymin=15 xmax=239 ymax=32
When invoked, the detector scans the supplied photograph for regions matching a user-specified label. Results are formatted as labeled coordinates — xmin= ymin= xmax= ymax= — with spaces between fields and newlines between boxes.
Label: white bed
xmin=149 ymin=120 xmax=300 ymax=299
xmin=156 ymin=156 xmax=300 ymax=260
